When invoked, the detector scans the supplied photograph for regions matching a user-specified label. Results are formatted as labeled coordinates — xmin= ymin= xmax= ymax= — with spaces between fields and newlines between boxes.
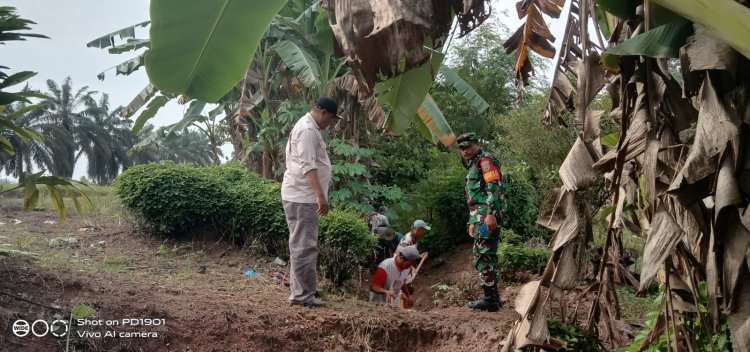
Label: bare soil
xmin=0 ymin=208 xmax=524 ymax=352
xmin=1 ymin=205 xmax=648 ymax=351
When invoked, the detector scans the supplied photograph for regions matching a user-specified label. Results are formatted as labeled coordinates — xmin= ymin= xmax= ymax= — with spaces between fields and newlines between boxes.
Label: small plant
xmin=620 ymin=283 xmax=734 ymax=352
xmin=431 ymin=283 xmax=455 ymax=306
xmin=66 ymin=304 xmax=97 ymax=352
xmin=429 ymin=274 xmax=480 ymax=307
xmin=497 ymin=234 xmax=549 ymax=281
xmin=546 ymin=319 xmax=601 ymax=352
xmin=177 ymin=258 xmax=195 ymax=280
xmin=155 ymin=243 xmax=169 ymax=258
xmin=328 ymin=138 xmax=407 ymax=215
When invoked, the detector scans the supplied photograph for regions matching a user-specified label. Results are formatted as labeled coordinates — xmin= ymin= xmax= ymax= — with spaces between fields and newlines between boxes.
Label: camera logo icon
xmin=13 ymin=320 xmax=30 ymax=337
xmin=12 ymin=319 xmax=68 ymax=337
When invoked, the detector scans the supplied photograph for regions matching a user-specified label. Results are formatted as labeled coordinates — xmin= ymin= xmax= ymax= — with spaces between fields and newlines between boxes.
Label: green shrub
xmin=318 ymin=210 xmax=376 ymax=285
xmin=115 ymin=162 xmax=224 ymax=234
xmin=544 ymin=319 xmax=601 ymax=352
xmin=115 ymin=162 xmax=376 ymax=286
xmin=503 ymin=176 xmax=544 ymax=240
xmin=501 ymin=228 xmax=525 ymax=245
xmin=497 ymin=233 xmax=549 ymax=281
xmin=620 ymin=283 xmax=733 ymax=352
xmin=398 ymin=161 xmax=470 ymax=257
xmin=398 ymin=155 xmax=545 ymax=257
xmin=223 ymin=181 xmax=288 ymax=255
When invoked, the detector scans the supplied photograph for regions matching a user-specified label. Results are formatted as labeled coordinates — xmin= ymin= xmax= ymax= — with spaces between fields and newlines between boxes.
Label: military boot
xmin=468 ymin=285 xmax=501 ymax=312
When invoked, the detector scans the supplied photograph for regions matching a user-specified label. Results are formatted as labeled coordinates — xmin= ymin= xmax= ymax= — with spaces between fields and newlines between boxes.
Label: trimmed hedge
xmin=318 ymin=210 xmax=377 ymax=285
xmin=114 ymin=162 xmax=374 ymax=285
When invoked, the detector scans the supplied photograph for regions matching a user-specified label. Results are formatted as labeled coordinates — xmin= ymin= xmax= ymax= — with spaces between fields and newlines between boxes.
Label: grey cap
xmin=397 ymin=245 xmax=420 ymax=263
xmin=412 ymin=219 xmax=431 ymax=231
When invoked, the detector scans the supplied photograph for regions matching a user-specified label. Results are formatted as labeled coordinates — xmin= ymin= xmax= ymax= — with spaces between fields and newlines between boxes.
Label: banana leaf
xmin=272 ymin=40 xmax=322 ymax=88
xmin=416 ymin=94 xmax=456 ymax=146
xmin=120 ymin=84 xmax=158 ymax=118
xmin=606 ymin=19 xmax=692 ymax=58
xmin=595 ymin=0 xmax=637 ymax=21
xmin=86 ymin=21 xmax=149 ymax=49
xmin=439 ymin=65 xmax=490 ymax=114
xmin=654 ymin=0 xmax=750 ymax=59
xmin=132 ymin=95 xmax=170 ymax=134
xmin=145 ymin=0 xmax=289 ymax=102
xmin=375 ymin=50 xmax=445 ymax=136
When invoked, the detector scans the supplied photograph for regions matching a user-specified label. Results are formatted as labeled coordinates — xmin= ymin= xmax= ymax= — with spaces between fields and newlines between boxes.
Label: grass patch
xmin=12 ymin=234 xmax=38 ymax=252
xmin=1 ymin=184 xmax=123 ymax=218
xmin=102 ymin=255 xmax=130 ymax=274
xmin=176 ymin=259 xmax=195 ymax=281
xmin=617 ymin=287 xmax=659 ymax=324
xmin=39 ymin=252 xmax=87 ymax=272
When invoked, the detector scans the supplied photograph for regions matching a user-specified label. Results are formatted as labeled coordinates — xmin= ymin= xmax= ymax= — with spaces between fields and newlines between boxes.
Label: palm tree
xmin=157 ymin=129 xmax=217 ymax=166
xmin=0 ymin=101 xmax=56 ymax=177
xmin=76 ymin=94 xmax=133 ymax=184
xmin=125 ymin=123 xmax=161 ymax=166
xmin=36 ymin=77 xmax=97 ymax=177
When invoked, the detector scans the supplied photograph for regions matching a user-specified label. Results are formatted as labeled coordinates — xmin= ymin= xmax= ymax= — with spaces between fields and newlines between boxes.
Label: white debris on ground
xmin=49 ymin=237 xmax=79 ymax=247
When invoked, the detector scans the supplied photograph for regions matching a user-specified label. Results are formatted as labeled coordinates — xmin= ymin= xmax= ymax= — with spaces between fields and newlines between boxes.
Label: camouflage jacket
xmin=465 ymin=150 xmax=507 ymax=225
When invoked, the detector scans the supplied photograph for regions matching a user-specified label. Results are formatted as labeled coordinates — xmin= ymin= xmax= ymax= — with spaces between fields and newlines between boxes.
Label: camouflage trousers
xmin=472 ymin=226 xmax=499 ymax=287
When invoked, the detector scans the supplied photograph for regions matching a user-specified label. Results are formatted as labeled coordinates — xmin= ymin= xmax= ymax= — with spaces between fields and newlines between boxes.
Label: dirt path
xmin=0 ymin=208 xmax=520 ymax=352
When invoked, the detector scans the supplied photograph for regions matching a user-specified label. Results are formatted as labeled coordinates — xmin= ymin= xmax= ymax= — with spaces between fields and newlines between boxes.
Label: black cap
xmin=456 ymin=132 xmax=479 ymax=147
xmin=315 ymin=97 xmax=342 ymax=119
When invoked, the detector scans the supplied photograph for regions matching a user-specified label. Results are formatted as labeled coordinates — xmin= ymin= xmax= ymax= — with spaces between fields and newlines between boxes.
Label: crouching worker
xmin=370 ymin=246 xmax=420 ymax=307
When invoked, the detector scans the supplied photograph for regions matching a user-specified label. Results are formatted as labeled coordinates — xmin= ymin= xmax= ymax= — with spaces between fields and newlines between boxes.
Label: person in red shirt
xmin=369 ymin=246 xmax=420 ymax=307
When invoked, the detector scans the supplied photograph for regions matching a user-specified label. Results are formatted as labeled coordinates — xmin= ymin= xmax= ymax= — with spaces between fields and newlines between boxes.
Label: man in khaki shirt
xmin=281 ymin=97 xmax=341 ymax=307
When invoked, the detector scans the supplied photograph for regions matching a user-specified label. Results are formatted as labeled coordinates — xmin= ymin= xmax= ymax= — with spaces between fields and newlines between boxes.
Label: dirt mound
xmin=0 ymin=209 xmax=521 ymax=351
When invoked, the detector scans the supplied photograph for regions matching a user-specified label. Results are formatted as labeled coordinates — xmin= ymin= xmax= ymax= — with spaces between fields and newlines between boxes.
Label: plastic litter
xmin=273 ymin=257 xmax=287 ymax=266
xmin=243 ymin=269 xmax=257 ymax=277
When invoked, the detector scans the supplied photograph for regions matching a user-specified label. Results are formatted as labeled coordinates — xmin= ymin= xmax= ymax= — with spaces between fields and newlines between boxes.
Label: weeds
xmin=616 ymin=288 xmax=659 ymax=324
xmin=177 ymin=258 xmax=195 ymax=280
xmin=13 ymin=234 xmax=37 ymax=252
xmin=102 ymin=255 xmax=129 ymax=274
xmin=430 ymin=273 xmax=479 ymax=307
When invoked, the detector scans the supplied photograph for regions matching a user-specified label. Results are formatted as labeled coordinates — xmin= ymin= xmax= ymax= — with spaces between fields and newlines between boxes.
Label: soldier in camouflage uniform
xmin=457 ymin=133 xmax=507 ymax=312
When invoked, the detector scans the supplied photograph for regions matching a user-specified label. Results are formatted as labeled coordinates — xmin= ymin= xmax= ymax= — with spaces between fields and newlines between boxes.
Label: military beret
xmin=456 ymin=132 xmax=479 ymax=147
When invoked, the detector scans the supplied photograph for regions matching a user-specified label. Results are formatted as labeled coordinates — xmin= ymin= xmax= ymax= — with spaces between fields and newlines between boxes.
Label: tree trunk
xmin=262 ymin=150 xmax=273 ymax=179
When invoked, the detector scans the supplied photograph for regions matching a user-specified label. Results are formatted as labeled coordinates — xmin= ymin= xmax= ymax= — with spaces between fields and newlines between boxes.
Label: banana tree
xmin=142 ymin=0 xmax=492 ymax=146
xmin=502 ymin=0 xmax=750 ymax=350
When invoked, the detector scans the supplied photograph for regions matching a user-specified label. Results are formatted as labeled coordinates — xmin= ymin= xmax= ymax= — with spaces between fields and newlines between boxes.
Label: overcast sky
xmin=3 ymin=0 xmax=566 ymax=180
